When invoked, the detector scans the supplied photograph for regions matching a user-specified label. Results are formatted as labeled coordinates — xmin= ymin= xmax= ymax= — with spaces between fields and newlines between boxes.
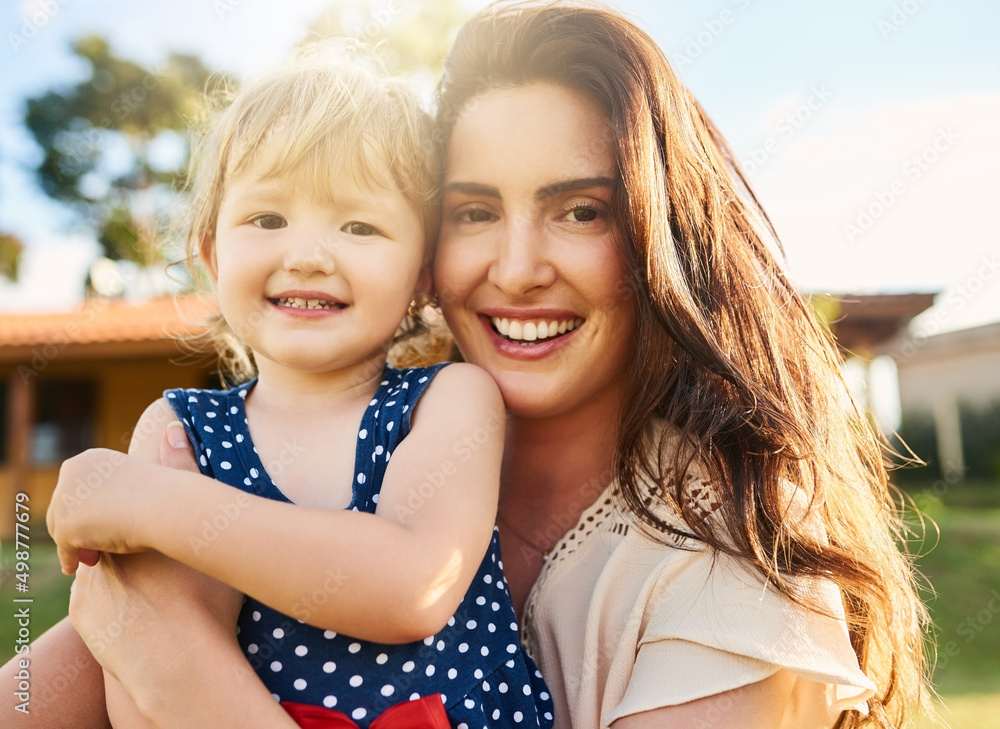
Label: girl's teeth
xmin=490 ymin=317 xmax=582 ymax=342
xmin=277 ymin=297 xmax=342 ymax=310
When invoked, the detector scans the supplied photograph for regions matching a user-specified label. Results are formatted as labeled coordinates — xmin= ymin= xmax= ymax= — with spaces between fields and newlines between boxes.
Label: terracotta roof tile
xmin=0 ymin=296 xmax=215 ymax=348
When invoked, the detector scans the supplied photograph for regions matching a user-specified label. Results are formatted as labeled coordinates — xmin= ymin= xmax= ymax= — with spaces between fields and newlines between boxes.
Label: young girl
xmin=46 ymin=46 xmax=553 ymax=729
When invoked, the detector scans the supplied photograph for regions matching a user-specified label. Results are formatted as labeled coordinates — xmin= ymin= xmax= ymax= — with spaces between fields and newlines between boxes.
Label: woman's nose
xmin=487 ymin=217 xmax=556 ymax=295
xmin=283 ymin=227 xmax=337 ymax=275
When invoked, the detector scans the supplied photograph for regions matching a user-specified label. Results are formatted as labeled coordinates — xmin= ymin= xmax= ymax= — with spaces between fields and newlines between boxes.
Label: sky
xmin=1 ymin=0 xmax=999 ymax=334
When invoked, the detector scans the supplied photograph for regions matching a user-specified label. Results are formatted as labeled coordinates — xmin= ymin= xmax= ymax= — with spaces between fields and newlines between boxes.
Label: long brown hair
xmin=435 ymin=3 xmax=932 ymax=727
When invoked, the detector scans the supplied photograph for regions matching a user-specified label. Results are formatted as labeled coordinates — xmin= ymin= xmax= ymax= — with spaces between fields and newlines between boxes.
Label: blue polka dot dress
xmin=165 ymin=364 xmax=554 ymax=728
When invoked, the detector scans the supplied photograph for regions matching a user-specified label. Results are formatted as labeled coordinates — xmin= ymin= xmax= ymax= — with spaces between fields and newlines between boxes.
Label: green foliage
xmin=894 ymin=401 xmax=1000 ymax=484
xmin=23 ymin=36 xmax=223 ymax=266
xmin=0 ymin=232 xmax=23 ymax=281
xmin=305 ymin=0 xmax=468 ymax=75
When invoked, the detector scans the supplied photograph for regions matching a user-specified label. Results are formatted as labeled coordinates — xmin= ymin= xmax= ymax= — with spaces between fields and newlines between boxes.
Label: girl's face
xmin=208 ymin=145 xmax=428 ymax=381
xmin=435 ymin=83 xmax=638 ymax=420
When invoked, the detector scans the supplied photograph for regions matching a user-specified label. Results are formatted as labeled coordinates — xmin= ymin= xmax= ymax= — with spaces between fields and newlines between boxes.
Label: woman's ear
xmin=198 ymin=234 xmax=218 ymax=284
xmin=413 ymin=264 xmax=434 ymax=302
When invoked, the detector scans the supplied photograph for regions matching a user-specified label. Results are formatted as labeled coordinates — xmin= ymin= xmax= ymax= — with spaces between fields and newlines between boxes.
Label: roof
xmin=0 ymin=295 xmax=215 ymax=362
xmin=816 ymin=292 xmax=938 ymax=355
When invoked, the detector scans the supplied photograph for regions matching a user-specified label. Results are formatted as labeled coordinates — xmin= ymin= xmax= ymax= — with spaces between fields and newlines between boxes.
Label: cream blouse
xmin=520 ymin=476 xmax=876 ymax=729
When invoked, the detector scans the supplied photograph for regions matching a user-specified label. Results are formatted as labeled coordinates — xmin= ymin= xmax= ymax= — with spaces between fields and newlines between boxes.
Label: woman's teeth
xmin=274 ymin=297 xmax=344 ymax=310
xmin=490 ymin=316 xmax=583 ymax=342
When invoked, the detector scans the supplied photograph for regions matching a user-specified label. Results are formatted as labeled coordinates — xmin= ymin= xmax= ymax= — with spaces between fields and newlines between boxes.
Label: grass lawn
xmin=3 ymin=486 xmax=999 ymax=727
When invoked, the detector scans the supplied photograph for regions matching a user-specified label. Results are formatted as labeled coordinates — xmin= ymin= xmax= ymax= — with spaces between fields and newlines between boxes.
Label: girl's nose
xmin=283 ymin=228 xmax=337 ymax=275
xmin=487 ymin=217 xmax=556 ymax=295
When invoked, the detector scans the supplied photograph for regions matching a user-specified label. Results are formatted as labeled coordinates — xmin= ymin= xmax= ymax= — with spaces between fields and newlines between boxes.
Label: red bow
xmin=281 ymin=694 xmax=451 ymax=729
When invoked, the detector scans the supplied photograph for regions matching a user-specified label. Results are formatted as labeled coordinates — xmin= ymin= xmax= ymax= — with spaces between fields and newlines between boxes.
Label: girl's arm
xmin=47 ymin=364 xmax=504 ymax=644
xmin=72 ymin=401 xmax=297 ymax=729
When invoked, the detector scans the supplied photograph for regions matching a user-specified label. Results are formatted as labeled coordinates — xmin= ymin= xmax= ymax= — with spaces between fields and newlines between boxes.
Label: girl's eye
xmin=344 ymin=221 xmax=378 ymax=236
xmin=253 ymin=214 xmax=286 ymax=230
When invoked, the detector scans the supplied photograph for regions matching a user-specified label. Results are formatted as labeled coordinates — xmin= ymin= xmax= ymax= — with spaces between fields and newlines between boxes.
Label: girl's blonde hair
xmin=182 ymin=42 xmax=443 ymax=381
xmin=438 ymin=3 xmax=934 ymax=727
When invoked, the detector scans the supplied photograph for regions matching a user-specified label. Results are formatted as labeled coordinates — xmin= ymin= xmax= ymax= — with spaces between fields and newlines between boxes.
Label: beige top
xmin=520 ymin=476 xmax=876 ymax=729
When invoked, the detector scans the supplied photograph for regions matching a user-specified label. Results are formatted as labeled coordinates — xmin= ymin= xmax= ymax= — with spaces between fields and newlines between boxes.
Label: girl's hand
xmin=46 ymin=448 xmax=152 ymax=574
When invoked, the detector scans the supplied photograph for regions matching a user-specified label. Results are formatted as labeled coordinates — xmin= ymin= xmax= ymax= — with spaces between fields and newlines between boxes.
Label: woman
xmin=4 ymin=2 xmax=931 ymax=728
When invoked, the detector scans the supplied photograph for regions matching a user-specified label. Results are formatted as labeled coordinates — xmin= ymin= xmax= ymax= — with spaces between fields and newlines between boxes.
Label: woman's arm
xmin=0 ymin=617 xmax=110 ymax=729
xmin=48 ymin=364 xmax=504 ymax=643
xmin=610 ymin=670 xmax=797 ymax=729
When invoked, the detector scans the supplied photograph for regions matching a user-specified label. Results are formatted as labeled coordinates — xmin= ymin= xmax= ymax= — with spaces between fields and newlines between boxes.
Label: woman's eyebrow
xmin=536 ymin=176 xmax=615 ymax=201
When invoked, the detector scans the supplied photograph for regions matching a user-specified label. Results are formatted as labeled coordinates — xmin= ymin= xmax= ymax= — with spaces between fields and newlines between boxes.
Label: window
xmin=31 ymin=379 xmax=96 ymax=465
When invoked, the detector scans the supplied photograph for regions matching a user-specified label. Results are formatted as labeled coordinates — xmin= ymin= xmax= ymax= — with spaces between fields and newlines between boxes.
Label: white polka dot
xmin=374 ymin=445 xmax=384 ymax=455
xmin=243 ymin=478 xmax=252 ymax=486
xmin=514 ymin=711 xmax=524 ymax=722
xmin=436 ymin=640 xmax=445 ymax=651
xmin=448 ymin=616 xmax=456 ymax=626
xmin=249 ymin=467 xmax=258 ymax=478
xmin=541 ymin=691 xmax=550 ymax=700
xmin=272 ymin=628 xmax=284 ymax=639
xmin=207 ymin=412 xmax=217 ymax=418
xmin=203 ymin=425 xmax=214 ymax=433
xmin=322 ymin=662 xmax=336 ymax=673
xmin=210 ymin=399 xmax=219 ymax=406
xmin=409 ymin=693 xmax=420 ymax=701
xmin=464 ymin=700 xmax=476 ymax=710
xmin=236 ymin=434 xmax=244 ymax=443
xmin=386 ymin=422 xmax=394 ymax=431
xmin=402 ymin=661 xmax=415 ymax=672
xmin=348 ymin=642 xmax=361 ymax=653
xmin=482 ymin=681 xmax=490 ymax=692
xmin=376 ymin=653 xmax=388 ymax=665
xmin=458 ymin=643 xmax=469 ymax=653
xmin=357 ymin=473 xmax=366 ymax=484
xmin=423 ymin=636 xmax=434 ymax=646
xmin=294 ymin=678 xmax=307 ymax=690
xmin=483 ymin=574 xmax=493 ymax=584
xmin=381 ymin=685 xmax=394 ymax=697
xmin=426 ymin=665 xmax=435 ymax=677
xmin=220 ymin=461 xmax=232 ymax=470
xmin=167 ymin=392 xmax=176 ymax=398
xmin=294 ymin=645 xmax=307 ymax=657
xmin=474 ymin=669 xmax=483 ymax=679
xmin=545 ymin=712 xmax=553 ymax=721
xmin=510 ymin=622 xmax=518 ymax=631
xmin=499 ymin=682 xmax=508 ymax=693
xmin=507 ymin=644 xmax=518 ymax=654
xmin=466 ymin=620 xmax=477 ymax=630
xmin=522 ymin=684 xmax=532 ymax=695
xmin=352 ymin=708 xmax=366 ymax=721
xmin=359 ymin=429 xmax=368 ymax=439
xmin=448 ymin=668 xmax=458 ymax=679
xmin=492 ymin=709 xmax=501 ymax=720
xmin=492 ymin=602 xmax=501 ymax=611
xmin=349 ymin=675 xmax=363 ymax=688
xmin=252 ymin=611 xmax=261 ymax=621
xmin=481 ymin=646 xmax=489 ymax=656
xmin=222 ymin=441 xmax=232 ymax=448
xmin=372 ymin=494 xmax=379 ymax=503
xmin=488 ymin=623 xmax=496 ymax=633
xmin=476 ymin=596 xmax=486 ymax=605
xmin=199 ymin=455 xmax=207 ymax=467
xmin=323 ymin=696 xmax=337 ymax=708
xmin=418 ymin=376 xmax=428 ymax=383
xmin=457 ymin=724 xmax=468 ymax=729
xmin=270 ymin=661 xmax=282 ymax=672
xmin=247 ymin=643 xmax=258 ymax=654
xmin=323 ymin=630 xmax=336 ymax=639
xmin=230 ymin=406 xmax=238 ymax=414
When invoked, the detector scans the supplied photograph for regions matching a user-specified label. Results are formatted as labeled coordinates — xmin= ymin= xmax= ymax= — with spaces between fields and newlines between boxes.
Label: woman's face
xmin=435 ymin=83 xmax=638 ymax=420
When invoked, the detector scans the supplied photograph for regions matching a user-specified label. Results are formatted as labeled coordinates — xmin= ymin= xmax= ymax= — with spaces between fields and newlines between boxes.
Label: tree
xmin=305 ymin=0 xmax=468 ymax=77
xmin=24 ymin=36 xmax=223 ymax=268
xmin=0 ymin=232 xmax=24 ymax=282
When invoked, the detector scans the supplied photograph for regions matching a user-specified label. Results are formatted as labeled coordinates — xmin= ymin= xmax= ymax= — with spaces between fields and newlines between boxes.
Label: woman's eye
xmin=456 ymin=208 xmax=494 ymax=224
xmin=344 ymin=221 xmax=378 ymax=236
xmin=253 ymin=214 xmax=286 ymax=230
xmin=564 ymin=206 xmax=600 ymax=223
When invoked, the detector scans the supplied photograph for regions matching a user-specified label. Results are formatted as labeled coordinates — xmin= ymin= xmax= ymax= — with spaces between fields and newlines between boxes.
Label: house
xmin=0 ymin=296 xmax=217 ymax=541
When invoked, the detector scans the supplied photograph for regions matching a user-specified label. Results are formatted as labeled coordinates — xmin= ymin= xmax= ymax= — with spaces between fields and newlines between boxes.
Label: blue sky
xmin=2 ymin=0 xmax=999 ymax=332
